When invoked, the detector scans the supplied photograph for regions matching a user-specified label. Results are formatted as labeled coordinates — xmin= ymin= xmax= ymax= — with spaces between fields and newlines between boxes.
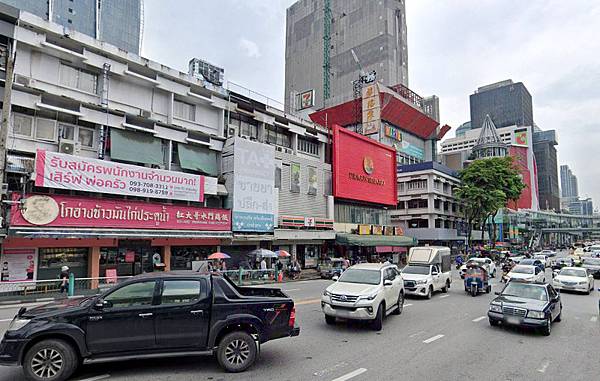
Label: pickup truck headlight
xmin=415 ymin=279 xmax=428 ymax=285
xmin=7 ymin=318 xmax=30 ymax=331
xmin=489 ymin=304 xmax=502 ymax=313
xmin=358 ymin=293 xmax=379 ymax=301
xmin=323 ymin=290 xmax=332 ymax=297
xmin=527 ymin=310 xmax=545 ymax=319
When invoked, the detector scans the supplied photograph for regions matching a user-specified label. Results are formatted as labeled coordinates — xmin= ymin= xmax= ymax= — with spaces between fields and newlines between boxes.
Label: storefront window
xmin=38 ymin=248 xmax=89 ymax=280
xmin=100 ymin=241 xmax=155 ymax=277
xmin=171 ymin=246 xmax=217 ymax=270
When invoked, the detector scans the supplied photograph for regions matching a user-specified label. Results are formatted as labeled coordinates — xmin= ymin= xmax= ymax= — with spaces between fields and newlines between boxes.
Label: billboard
xmin=35 ymin=150 xmax=205 ymax=202
xmin=232 ymin=138 xmax=275 ymax=232
xmin=10 ymin=194 xmax=231 ymax=231
xmin=332 ymin=125 xmax=397 ymax=206
xmin=508 ymin=146 xmax=538 ymax=210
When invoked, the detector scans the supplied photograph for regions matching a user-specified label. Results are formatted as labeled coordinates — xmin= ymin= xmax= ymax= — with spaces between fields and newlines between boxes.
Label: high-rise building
xmin=569 ymin=198 xmax=594 ymax=216
xmin=560 ymin=165 xmax=579 ymax=199
xmin=0 ymin=0 xmax=142 ymax=54
xmin=469 ymin=80 xmax=533 ymax=130
xmin=455 ymin=121 xmax=472 ymax=137
xmin=285 ymin=0 xmax=409 ymax=112
xmin=533 ymin=130 xmax=560 ymax=211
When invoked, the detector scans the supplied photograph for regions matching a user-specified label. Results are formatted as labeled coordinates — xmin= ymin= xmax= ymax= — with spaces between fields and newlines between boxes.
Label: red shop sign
xmin=11 ymin=194 xmax=231 ymax=231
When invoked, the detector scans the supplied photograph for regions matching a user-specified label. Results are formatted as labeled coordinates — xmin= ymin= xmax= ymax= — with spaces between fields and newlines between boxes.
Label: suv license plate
xmin=506 ymin=316 xmax=521 ymax=325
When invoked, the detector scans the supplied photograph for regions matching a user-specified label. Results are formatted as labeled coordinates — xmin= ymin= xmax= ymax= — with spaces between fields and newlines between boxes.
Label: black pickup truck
xmin=0 ymin=271 xmax=300 ymax=381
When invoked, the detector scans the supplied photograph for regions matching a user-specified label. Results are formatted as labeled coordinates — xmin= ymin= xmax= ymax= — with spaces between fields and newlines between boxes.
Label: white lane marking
xmin=591 ymin=316 xmax=598 ymax=322
xmin=283 ymin=288 xmax=300 ymax=292
xmin=0 ymin=318 xmax=13 ymax=322
xmin=36 ymin=297 xmax=55 ymax=302
xmin=409 ymin=330 xmax=426 ymax=338
xmin=423 ymin=334 xmax=444 ymax=344
xmin=404 ymin=303 xmax=413 ymax=307
xmin=440 ymin=295 xmax=450 ymax=298
xmin=75 ymin=374 xmax=111 ymax=381
xmin=331 ymin=368 xmax=367 ymax=381
xmin=537 ymin=360 xmax=550 ymax=373
xmin=472 ymin=316 xmax=486 ymax=322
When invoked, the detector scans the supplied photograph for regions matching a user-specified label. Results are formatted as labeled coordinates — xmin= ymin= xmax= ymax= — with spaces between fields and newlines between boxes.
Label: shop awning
xmin=178 ymin=143 xmax=218 ymax=176
xmin=335 ymin=233 xmax=417 ymax=247
xmin=110 ymin=128 xmax=164 ymax=165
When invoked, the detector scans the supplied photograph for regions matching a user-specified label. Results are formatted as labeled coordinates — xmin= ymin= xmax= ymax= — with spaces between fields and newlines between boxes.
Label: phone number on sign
xmin=129 ymin=181 xmax=169 ymax=190
xmin=128 ymin=187 xmax=169 ymax=196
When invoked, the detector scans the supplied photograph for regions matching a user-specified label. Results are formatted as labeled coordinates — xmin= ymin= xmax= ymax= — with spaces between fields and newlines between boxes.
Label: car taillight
xmin=289 ymin=306 xmax=296 ymax=328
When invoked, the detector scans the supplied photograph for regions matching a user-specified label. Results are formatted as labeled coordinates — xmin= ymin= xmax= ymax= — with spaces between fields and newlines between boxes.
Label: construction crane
xmin=323 ymin=0 xmax=332 ymax=101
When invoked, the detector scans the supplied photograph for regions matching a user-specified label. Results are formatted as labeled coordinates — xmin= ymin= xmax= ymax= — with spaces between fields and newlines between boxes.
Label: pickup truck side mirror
xmin=494 ymin=291 xmax=501 ymax=295
xmin=94 ymin=299 xmax=111 ymax=310
xmin=431 ymin=271 xmax=439 ymax=276
xmin=384 ymin=279 xmax=393 ymax=286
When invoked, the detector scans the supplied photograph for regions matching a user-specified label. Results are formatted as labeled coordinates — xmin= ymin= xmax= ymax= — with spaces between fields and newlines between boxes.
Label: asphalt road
xmin=0 ymin=250 xmax=598 ymax=381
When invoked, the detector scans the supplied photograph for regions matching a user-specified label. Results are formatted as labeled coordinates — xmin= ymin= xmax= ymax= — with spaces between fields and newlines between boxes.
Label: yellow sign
xmin=372 ymin=225 xmax=384 ymax=235
xmin=361 ymin=84 xmax=380 ymax=135
xmin=358 ymin=225 xmax=372 ymax=235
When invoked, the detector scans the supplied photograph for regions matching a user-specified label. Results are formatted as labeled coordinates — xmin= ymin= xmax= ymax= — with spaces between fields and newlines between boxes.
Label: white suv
xmin=321 ymin=263 xmax=404 ymax=331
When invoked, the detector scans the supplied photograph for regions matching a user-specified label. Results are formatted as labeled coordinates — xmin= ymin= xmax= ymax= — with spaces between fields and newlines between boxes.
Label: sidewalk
xmin=0 ymin=269 xmax=321 ymax=308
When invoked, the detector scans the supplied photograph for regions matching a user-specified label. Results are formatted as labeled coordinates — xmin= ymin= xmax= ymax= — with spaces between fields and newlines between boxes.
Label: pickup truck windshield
xmin=338 ymin=269 xmax=381 ymax=285
xmin=402 ymin=266 xmax=430 ymax=275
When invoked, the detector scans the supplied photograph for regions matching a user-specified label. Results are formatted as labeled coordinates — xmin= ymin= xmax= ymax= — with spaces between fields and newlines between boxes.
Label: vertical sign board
xmin=232 ymin=138 xmax=275 ymax=232
xmin=362 ymin=83 xmax=381 ymax=135
xmin=298 ymin=89 xmax=315 ymax=110
xmin=1 ymin=248 xmax=37 ymax=283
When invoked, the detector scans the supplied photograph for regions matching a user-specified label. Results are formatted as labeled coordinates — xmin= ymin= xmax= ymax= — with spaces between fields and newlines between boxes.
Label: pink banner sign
xmin=11 ymin=194 xmax=231 ymax=231
xmin=35 ymin=150 xmax=204 ymax=202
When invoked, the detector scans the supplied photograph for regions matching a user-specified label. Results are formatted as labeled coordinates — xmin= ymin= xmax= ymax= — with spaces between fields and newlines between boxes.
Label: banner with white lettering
xmin=35 ymin=150 xmax=204 ymax=202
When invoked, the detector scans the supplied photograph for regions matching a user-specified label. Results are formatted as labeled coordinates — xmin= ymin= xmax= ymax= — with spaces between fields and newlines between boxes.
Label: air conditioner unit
xmin=139 ymin=109 xmax=151 ymax=118
xmin=59 ymin=141 xmax=76 ymax=155
xmin=283 ymin=147 xmax=293 ymax=155
xmin=14 ymin=75 xmax=31 ymax=87
xmin=275 ymin=146 xmax=283 ymax=152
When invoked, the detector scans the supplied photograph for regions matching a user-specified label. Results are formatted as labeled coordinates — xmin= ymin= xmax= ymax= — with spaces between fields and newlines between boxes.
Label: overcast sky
xmin=143 ymin=0 xmax=600 ymax=206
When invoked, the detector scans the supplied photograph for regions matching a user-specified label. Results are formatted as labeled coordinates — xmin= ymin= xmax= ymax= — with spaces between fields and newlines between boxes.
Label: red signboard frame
xmin=332 ymin=125 xmax=397 ymax=206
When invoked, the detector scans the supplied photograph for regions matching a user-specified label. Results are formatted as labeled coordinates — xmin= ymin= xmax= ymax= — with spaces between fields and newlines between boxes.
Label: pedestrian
xmin=260 ymin=257 xmax=267 ymax=270
xmin=59 ymin=265 xmax=70 ymax=294
xmin=221 ymin=259 xmax=227 ymax=271
xmin=342 ymin=256 xmax=350 ymax=270
xmin=276 ymin=259 xmax=284 ymax=272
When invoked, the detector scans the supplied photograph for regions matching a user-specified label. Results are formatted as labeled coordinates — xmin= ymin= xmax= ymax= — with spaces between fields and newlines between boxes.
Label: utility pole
xmin=0 ymin=41 xmax=15 ymax=187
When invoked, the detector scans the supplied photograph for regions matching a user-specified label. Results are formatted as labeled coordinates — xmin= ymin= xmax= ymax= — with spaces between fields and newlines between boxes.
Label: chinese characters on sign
xmin=35 ymin=150 xmax=205 ymax=202
xmin=361 ymin=83 xmax=381 ymax=135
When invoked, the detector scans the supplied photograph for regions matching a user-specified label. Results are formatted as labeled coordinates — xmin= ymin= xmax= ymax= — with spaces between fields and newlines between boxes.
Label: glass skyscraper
xmin=0 ymin=0 xmax=141 ymax=54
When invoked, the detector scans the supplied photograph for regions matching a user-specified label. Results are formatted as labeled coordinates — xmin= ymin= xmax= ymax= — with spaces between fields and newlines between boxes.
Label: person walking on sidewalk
xmin=59 ymin=266 xmax=70 ymax=294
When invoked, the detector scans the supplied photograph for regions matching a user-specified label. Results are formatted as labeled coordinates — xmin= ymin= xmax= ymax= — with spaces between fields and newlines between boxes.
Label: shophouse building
xmin=0 ymin=9 xmax=233 ymax=282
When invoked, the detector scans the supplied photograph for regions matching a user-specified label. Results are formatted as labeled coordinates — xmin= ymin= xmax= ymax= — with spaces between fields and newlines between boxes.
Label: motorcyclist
xmin=455 ymin=255 xmax=464 ymax=269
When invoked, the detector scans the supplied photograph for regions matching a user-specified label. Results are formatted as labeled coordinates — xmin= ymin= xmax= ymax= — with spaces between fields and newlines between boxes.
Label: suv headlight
xmin=489 ymin=304 xmax=502 ymax=313
xmin=415 ymin=279 xmax=428 ymax=285
xmin=7 ymin=318 xmax=30 ymax=331
xmin=527 ymin=310 xmax=545 ymax=319
xmin=323 ymin=290 xmax=332 ymax=297
xmin=358 ymin=293 xmax=379 ymax=301
xmin=577 ymin=281 xmax=588 ymax=285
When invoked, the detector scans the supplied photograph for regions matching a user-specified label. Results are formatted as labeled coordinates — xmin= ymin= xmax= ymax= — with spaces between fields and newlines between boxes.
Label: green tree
xmin=455 ymin=157 xmax=525 ymax=248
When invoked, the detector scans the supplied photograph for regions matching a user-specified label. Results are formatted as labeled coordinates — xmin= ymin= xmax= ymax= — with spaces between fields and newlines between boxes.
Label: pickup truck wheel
xmin=426 ymin=286 xmax=433 ymax=299
xmin=217 ymin=331 xmax=257 ymax=373
xmin=441 ymin=280 xmax=450 ymax=293
xmin=23 ymin=339 xmax=78 ymax=381
xmin=325 ymin=315 xmax=336 ymax=325
xmin=489 ymin=318 xmax=499 ymax=327
xmin=371 ymin=303 xmax=384 ymax=331
xmin=392 ymin=292 xmax=404 ymax=315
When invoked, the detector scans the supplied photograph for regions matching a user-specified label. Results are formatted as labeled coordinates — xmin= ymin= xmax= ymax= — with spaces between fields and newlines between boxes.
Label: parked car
xmin=581 ymin=257 xmax=600 ymax=279
xmin=488 ymin=280 xmax=562 ymax=336
xmin=0 ymin=272 xmax=300 ymax=381
xmin=506 ymin=264 xmax=546 ymax=283
xmin=459 ymin=257 xmax=497 ymax=278
xmin=552 ymin=267 xmax=595 ymax=294
xmin=520 ymin=258 xmax=545 ymax=272
xmin=321 ymin=263 xmax=404 ymax=331
xmin=540 ymin=249 xmax=557 ymax=257
xmin=401 ymin=246 xmax=452 ymax=298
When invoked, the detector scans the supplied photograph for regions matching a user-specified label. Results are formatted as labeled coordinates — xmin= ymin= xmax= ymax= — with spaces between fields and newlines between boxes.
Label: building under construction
xmin=284 ymin=0 xmax=409 ymax=112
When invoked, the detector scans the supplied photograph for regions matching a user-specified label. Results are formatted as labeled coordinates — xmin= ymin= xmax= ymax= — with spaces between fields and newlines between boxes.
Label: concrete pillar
xmin=89 ymin=247 xmax=100 ymax=289
xmin=163 ymin=245 xmax=171 ymax=271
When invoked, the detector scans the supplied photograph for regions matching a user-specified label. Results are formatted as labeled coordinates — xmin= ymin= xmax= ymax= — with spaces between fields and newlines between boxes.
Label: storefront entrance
xmin=100 ymin=240 xmax=156 ymax=277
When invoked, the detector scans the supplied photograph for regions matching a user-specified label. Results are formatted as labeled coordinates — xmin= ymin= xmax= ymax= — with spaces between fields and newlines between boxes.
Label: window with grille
xmin=298 ymin=137 xmax=319 ymax=156
xmin=12 ymin=114 xmax=33 ymax=137
xmin=59 ymin=63 xmax=98 ymax=93
xmin=174 ymin=100 xmax=196 ymax=121
xmin=266 ymin=125 xmax=291 ymax=148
